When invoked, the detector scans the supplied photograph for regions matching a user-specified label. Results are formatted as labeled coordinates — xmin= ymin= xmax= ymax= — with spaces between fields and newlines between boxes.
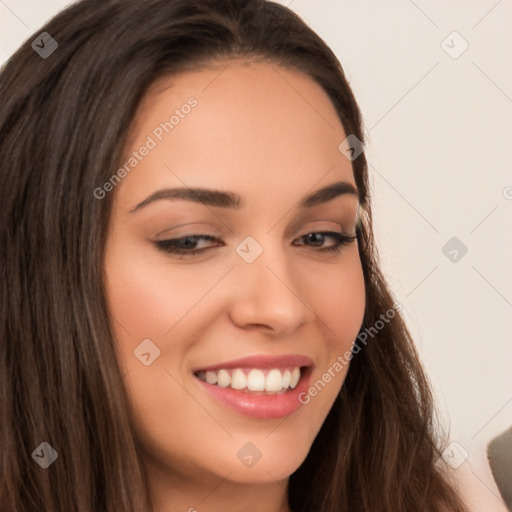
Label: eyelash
xmin=154 ymin=231 xmax=357 ymax=258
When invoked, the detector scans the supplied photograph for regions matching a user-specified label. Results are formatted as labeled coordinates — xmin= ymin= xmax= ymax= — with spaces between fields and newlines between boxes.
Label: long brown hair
xmin=0 ymin=0 xmax=467 ymax=510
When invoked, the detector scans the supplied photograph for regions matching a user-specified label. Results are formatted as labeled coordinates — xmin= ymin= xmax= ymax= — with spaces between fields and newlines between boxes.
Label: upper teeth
xmin=195 ymin=367 xmax=302 ymax=393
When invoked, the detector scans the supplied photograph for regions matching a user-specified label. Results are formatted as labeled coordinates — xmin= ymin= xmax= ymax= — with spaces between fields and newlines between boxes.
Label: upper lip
xmin=193 ymin=354 xmax=314 ymax=372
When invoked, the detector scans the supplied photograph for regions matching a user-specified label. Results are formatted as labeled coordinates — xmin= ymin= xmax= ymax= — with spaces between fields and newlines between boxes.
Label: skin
xmin=104 ymin=60 xmax=366 ymax=512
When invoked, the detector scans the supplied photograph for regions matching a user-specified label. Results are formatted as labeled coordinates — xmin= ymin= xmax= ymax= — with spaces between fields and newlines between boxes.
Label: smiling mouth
xmin=193 ymin=366 xmax=309 ymax=395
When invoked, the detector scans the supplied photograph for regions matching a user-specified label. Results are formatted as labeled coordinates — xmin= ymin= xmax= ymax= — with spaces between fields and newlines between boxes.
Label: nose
xmin=227 ymin=239 xmax=316 ymax=336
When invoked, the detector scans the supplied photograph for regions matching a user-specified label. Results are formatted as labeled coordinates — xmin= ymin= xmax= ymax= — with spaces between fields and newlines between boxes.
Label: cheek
xmin=300 ymin=249 xmax=366 ymax=347
xmin=297 ymin=249 xmax=365 ymax=403
xmin=104 ymin=245 xmax=219 ymax=339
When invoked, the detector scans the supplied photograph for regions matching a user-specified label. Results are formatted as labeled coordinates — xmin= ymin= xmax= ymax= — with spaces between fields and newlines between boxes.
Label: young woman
xmin=0 ymin=0 xmax=468 ymax=510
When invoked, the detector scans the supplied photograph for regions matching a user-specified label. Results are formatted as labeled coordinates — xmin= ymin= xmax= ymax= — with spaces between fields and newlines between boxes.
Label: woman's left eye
xmin=293 ymin=231 xmax=357 ymax=252
xmin=154 ymin=231 xmax=357 ymax=258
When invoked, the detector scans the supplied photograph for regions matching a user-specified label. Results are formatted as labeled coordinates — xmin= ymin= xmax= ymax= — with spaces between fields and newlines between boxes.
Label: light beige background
xmin=1 ymin=1 xmax=511 ymax=510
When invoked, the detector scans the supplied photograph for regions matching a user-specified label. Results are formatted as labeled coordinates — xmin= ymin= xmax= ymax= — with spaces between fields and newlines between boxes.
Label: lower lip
xmin=195 ymin=368 xmax=312 ymax=419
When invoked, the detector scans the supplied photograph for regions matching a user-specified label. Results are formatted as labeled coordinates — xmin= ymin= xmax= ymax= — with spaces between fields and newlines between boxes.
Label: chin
xmin=208 ymin=431 xmax=314 ymax=484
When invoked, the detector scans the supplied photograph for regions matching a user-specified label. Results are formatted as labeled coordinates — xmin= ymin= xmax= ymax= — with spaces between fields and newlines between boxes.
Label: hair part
xmin=0 ymin=0 xmax=467 ymax=510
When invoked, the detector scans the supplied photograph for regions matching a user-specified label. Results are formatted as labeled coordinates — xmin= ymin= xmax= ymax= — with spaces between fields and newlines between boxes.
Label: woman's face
xmin=104 ymin=61 xmax=365 ymax=497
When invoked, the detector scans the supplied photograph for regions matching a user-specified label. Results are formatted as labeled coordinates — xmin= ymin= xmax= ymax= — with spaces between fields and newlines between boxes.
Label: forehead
xmin=117 ymin=61 xmax=355 ymax=204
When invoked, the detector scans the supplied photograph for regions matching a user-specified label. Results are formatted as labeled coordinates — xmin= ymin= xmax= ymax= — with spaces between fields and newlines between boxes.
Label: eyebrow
xmin=129 ymin=180 xmax=358 ymax=213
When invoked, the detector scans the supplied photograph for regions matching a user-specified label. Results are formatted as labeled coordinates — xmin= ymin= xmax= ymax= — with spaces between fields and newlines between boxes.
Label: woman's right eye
xmin=154 ymin=234 xmax=224 ymax=258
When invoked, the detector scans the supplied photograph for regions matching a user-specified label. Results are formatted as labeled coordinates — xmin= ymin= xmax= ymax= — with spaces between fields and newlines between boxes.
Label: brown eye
xmin=294 ymin=231 xmax=357 ymax=252
xmin=155 ymin=235 xmax=224 ymax=257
